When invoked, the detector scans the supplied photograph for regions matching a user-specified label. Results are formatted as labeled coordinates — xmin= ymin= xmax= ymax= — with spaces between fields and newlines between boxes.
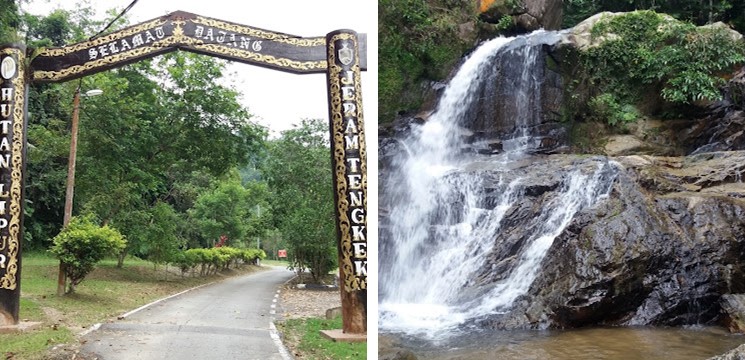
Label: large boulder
xmin=708 ymin=344 xmax=745 ymax=360
xmin=721 ymin=294 xmax=745 ymax=333
xmin=474 ymin=151 xmax=745 ymax=330
xmin=479 ymin=0 xmax=563 ymax=31
xmin=515 ymin=0 xmax=563 ymax=31
xmin=681 ymin=67 xmax=745 ymax=154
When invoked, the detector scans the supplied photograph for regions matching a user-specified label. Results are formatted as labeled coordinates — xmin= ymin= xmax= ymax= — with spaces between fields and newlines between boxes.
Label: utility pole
xmin=256 ymin=204 xmax=261 ymax=250
xmin=57 ymin=86 xmax=102 ymax=296
xmin=57 ymin=86 xmax=81 ymax=296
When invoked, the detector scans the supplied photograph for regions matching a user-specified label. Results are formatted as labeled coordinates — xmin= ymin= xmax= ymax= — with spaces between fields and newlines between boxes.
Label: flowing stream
xmin=378 ymin=31 xmax=743 ymax=356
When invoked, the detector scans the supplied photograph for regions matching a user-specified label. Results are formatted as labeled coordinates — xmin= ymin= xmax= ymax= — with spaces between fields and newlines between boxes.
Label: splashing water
xmin=379 ymin=31 xmax=618 ymax=339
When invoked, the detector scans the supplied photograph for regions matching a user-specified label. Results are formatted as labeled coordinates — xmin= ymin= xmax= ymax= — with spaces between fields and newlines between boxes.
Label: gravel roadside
xmin=278 ymin=274 xmax=341 ymax=320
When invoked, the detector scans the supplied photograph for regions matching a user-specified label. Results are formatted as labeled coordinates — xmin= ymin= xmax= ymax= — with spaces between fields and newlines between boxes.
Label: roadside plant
xmin=50 ymin=215 xmax=127 ymax=294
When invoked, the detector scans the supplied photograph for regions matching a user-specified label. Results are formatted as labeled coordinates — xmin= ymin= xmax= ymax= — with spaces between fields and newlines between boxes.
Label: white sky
xmin=22 ymin=0 xmax=378 ymax=137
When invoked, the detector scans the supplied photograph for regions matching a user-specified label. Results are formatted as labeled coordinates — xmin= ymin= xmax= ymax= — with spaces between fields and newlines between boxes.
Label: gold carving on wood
xmin=193 ymin=16 xmax=325 ymax=46
xmin=192 ymin=43 xmax=326 ymax=72
xmin=0 ymin=48 xmax=25 ymax=290
xmin=327 ymin=33 xmax=366 ymax=292
xmin=38 ymin=18 xmax=168 ymax=57
xmin=33 ymin=15 xmax=327 ymax=81
xmin=34 ymin=43 xmax=168 ymax=81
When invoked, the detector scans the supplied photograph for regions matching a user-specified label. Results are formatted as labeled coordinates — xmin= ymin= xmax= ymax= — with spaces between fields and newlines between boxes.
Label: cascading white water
xmin=379 ymin=31 xmax=618 ymax=339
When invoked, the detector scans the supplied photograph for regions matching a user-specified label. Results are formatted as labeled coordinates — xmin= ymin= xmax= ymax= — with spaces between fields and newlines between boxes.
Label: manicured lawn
xmin=1 ymin=252 xmax=265 ymax=359
xmin=278 ymin=316 xmax=366 ymax=360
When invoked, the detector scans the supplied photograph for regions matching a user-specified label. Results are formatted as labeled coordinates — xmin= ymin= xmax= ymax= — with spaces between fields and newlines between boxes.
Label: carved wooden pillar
xmin=325 ymin=30 xmax=367 ymax=334
xmin=0 ymin=44 xmax=28 ymax=326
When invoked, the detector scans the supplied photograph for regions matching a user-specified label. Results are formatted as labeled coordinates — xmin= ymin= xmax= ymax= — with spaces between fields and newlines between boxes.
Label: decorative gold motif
xmin=33 ymin=15 xmax=328 ymax=81
xmin=167 ymin=20 xmax=200 ymax=45
xmin=0 ymin=47 xmax=25 ymax=291
xmin=38 ymin=18 xmax=168 ymax=57
xmin=326 ymin=33 xmax=366 ymax=291
xmin=193 ymin=16 xmax=325 ymax=46
xmin=191 ymin=43 xmax=326 ymax=72
xmin=33 ymin=43 xmax=170 ymax=81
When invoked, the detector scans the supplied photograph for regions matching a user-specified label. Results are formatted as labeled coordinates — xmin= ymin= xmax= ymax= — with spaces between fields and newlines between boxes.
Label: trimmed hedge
xmin=170 ymin=247 xmax=266 ymax=277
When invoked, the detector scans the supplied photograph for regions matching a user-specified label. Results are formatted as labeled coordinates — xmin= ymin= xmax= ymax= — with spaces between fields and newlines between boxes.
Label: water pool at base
xmin=382 ymin=327 xmax=743 ymax=360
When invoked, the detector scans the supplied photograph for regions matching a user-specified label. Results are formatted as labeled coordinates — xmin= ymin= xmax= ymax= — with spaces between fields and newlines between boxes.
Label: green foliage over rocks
xmin=379 ymin=0 xmax=480 ymax=123
xmin=577 ymin=11 xmax=745 ymax=125
xmin=564 ymin=0 xmax=745 ymax=34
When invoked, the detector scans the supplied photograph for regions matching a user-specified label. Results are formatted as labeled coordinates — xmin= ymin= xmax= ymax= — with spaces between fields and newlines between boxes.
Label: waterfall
xmin=379 ymin=31 xmax=618 ymax=339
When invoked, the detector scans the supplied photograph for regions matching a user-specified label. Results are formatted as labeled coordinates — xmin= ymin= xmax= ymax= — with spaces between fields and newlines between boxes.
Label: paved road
xmin=82 ymin=267 xmax=295 ymax=360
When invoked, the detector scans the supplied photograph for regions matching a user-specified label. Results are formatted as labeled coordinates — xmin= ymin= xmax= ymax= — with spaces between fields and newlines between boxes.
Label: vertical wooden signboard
xmin=0 ymin=45 xmax=28 ymax=326
xmin=325 ymin=30 xmax=367 ymax=334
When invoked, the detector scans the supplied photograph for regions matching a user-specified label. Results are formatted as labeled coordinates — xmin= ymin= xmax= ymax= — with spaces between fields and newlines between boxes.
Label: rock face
xmin=473 ymin=151 xmax=745 ymax=330
xmin=721 ymin=294 xmax=745 ymax=333
xmin=708 ymin=344 xmax=745 ymax=360
xmin=684 ymin=67 xmax=745 ymax=154
xmin=447 ymin=31 xmax=568 ymax=155
xmin=479 ymin=0 xmax=563 ymax=31
xmin=515 ymin=0 xmax=563 ymax=31
xmin=559 ymin=14 xmax=745 ymax=156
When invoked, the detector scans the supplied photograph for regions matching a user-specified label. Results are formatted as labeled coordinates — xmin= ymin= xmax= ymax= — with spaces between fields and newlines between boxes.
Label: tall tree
xmin=74 ymin=52 xmax=265 ymax=264
xmin=0 ymin=0 xmax=20 ymax=43
xmin=263 ymin=119 xmax=336 ymax=283
xmin=21 ymin=9 xmax=267 ymax=258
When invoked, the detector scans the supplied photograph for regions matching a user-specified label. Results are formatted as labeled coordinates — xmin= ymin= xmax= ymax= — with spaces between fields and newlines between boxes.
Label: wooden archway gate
xmin=0 ymin=11 xmax=367 ymax=334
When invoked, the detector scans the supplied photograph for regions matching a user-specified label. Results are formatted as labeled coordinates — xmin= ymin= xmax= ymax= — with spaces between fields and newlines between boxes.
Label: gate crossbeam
xmin=30 ymin=11 xmax=367 ymax=83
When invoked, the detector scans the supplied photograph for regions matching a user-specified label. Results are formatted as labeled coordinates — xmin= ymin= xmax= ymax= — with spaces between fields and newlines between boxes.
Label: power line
xmin=89 ymin=0 xmax=140 ymax=41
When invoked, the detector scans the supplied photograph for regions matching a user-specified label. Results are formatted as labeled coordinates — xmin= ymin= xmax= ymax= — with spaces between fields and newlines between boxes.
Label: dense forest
xmin=1 ymin=3 xmax=338 ymax=284
xmin=379 ymin=0 xmax=745 ymax=125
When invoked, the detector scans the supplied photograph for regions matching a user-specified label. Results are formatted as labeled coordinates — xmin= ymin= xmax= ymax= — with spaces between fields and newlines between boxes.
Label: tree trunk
xmin=117 ymin=250 xmax=126 ymax=268
xmin=709 ymin=0 xmax=714 ymax=24
xmin=56 ymin=262 xmax=66 ymax=296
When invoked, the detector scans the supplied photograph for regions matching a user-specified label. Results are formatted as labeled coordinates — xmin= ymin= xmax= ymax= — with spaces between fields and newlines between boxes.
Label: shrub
xmin=588 ymin=93 xmax=639 ymax=126
xmin=50 ymin=215 xmax=127 ymax=294
xmin=379 ymin=0 xmax=479 ymax=123
xmin=171 ymin=250 xmax=198 ymax=277
xmin=177 ymin=247 xmax=264 ymax=275
xmin=581 ymin=11 xmax=745 ymax=122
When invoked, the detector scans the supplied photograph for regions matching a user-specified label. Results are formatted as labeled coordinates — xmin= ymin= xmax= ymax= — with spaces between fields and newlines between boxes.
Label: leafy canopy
xmin=263 ymin=119 xmax=337 ymax=283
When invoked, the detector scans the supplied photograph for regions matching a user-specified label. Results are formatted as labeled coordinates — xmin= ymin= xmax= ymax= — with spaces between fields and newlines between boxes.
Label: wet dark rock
xmin=480 ymin=0 xmax=563 ymax=31
xmin=721 ymin=294 xmax=745 ymax=333
xmin=708 ymin=344 xmax=745 ymax=360
xmin=685 ymin=104 xmax=745 ymax=155
xmin=475 ymin=151 xmax=745 ymax=330
xmin=459 ymin=37 xmax=568 ymax=156
xmin=379 ymin=335 xmax=419 ymax=360
xmin=680 ymin=68 xmax=745 ymax=155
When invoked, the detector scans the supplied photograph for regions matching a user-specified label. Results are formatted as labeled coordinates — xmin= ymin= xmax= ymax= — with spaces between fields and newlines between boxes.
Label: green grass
xmin=262 ymin=259 xmax=290 ymax=267
xmin=1 ymin=251 xmax=266 ymax=359
xmin=278 ymin=316 xmax=366 ymax=360
xmin=0 ymin=328 xmax=74 ymax=359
